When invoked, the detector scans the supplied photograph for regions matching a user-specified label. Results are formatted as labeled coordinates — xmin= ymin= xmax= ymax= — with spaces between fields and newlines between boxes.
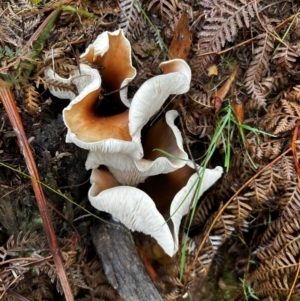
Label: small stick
xmin=291 ymin=125 xmax=300 ymax=180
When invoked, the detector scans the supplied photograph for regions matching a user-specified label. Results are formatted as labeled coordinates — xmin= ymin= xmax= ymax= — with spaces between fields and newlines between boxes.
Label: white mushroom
xmin=44 ymin=30 xmax=224 ymax=258
xmin=45 ymin=40 xmax=192 ymax=185
xmin=88 ymin=166 xmax=223 ymax=257
xmin=86 ymin=110 xmax=190 ymax=186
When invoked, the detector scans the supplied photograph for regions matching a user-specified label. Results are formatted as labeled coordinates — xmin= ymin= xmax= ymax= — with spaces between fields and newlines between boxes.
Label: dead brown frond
xmin=118 ymin=0 xmax=145 ymax=41
xmin=259 ymin=97 xmax=300 ymax=135
xmin=148 ymin=0 xmax=179 ymax=20
xmin=244 ymin=33 xmax=274 ymax=106
xmin=0 ymin=231 xmax=121 ymax=301
xmin=273 ymin=46 xmax=300 ymax=75
xmin=24 ymin=85 xmax=39 ymax=116
xmin=45 ymin=78 xmax=78 ymax=96
xmin=180 ymin=92 xmax=214 ymax=139
xmin=194 ymin=0 xmax=255 ymax=73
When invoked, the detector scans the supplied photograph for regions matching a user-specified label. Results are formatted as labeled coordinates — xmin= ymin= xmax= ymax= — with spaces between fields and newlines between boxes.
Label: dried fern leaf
xmin=244 ymin=168 xmax=278 ymax=208
xmin=194 ymin=0 xmax=255 ymax=71
xmin=244 ymin=33 xmax=274 ymax=106
xmin=182 ymin=92 xmax=214 ymax=138
xmin=0 ymin=231 xmax=42 ymax=260
xmin=259 ymin=98 xmax=300 ymax=134
xmin=227 ymin=196 xmax=252 ymax=232
xmin=279 ymin=183 xmax=300 ymax=219
xmin=254 ymin=274 xmax=296 ymax=297
xmin=24 ymin=85 xmax=39 ymax=116
xmin=36 ymin=261 xmax=57 ymax=283
xmin=287 ymin=85 xmax=300 ymax=102
xmin=193 ymin=173 xmax=233 ymax=226
xmin=260 ymin=73 xmax=289 ymax=97
xmin=260 ymin=217 xmax=285 ymax=248
xmin=273 ymin=46 xmax=300 ymax=75
xmin=45 ymin=78 xmax=78 ymax=95
xmin=257 ymin=222 xmax=298 ymax=261
xmin=276 ymin=155 xmax=297 ymax=183
xmin=249 ymin=139 xmax=285 ymax=160
xmin=199 ymin=0 xmax=255 ymax=50
xmin=190 ymin=235 xmax=216 ymax=276
xmin=118 ymin=0 xmax=145 ymax=40
xmin=212 ymin=214 xmax=236 ymax=239
xmin=193 ymin=195 xmax=220 ymax=226
xmin=148 ymin=0 xmax=179 ymax=20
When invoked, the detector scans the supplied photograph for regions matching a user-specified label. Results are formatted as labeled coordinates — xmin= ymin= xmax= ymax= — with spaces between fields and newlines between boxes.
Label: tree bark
xmin=91 ymin=218 xmax=163 ymax=301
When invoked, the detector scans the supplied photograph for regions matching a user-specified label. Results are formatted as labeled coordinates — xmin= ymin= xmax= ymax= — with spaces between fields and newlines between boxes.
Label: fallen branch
xmin=91 ymin=218 xmax=163 ymax=301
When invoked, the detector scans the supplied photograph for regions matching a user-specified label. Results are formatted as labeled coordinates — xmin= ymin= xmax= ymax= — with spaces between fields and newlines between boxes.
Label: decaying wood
xmin=91 ymin=218 xmax=163 ymax=301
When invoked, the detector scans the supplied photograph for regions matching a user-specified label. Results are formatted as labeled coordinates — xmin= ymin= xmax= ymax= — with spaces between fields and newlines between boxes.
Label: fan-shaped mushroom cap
xmin=88 ymin=165 xmax=223 ymax=257
xmin=86 ymin=110 xmax=189 ymax=185
xmin=81 ymin=29 xmax=136 ymax=107
xmin=128 ymin=59 xmax=191 ymax=144
xmin=45 ymin=52 xmax=191 ymax=162
xmin=44 ymin=64 xmax=142 ymax=157
xmin=138 ymin=164 xmax=224 ymax=250
xmin=89 ymin=168 xmax=176 ymax=256
xmin=169 ymin=165 xmax=223 ymax=248
xmin=84 ymin=58 xmax=192 ymax=184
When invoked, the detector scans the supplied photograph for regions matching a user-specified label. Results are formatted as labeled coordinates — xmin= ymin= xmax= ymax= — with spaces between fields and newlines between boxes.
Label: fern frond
xmin=244 ymin=33 xmax=274 ymax=106
xmin=227 ymin=196 xmax=252 ymax=232
xmin=260 ymin=218 xmax=285 ymax=248
xmin=24 ymin=85 xmax=39 ymax=116
xmin=279 ymin=183 xmax=300 ymax=219
xmin=193 ymin=235 xmax=218 ymax=275
xmin=273 ymin=46 xmax=300 ymax=75
xmin=212 ymin=214 xmax=236 ymax=239
xmin=250 ymin=252 xmax=298 ymax=281
xmin=260 ymin=73 xmax=289 ymax=96
xmin=244 ymin=168 xmax=278 ymax=208
xmin=259 ymin=99 xmax=300 ymax=134
xmin=181 ymin=92 xmax=214 ymax=138
xmin=118 ymin=0 xmax=145 ymax=40
xmin=287 ymin=85 xmax=300 ymax=102
xmin=0 ymin=232 xmax=43 ymax=260
xmin=193 ymin=174 xmax=233 ymax=226
xmin=194 ymin=0 xmax=255 ymax=71
xmin=148 ymin=0 xmax=179 ymax=20
xmin=199 ymin=1 xmax=255 ymax=50
xmin=45 ymin=78 xmax=78 ymax=95
xmin=254 ymin=275 xmax=295 ymax=297
xmin=193 ymin=195 xmax=220 ymax=226
xmin=249 ymin=139 xmax=285 ymax=160
xmin=275 ymin=155 xmax=297 ymax=183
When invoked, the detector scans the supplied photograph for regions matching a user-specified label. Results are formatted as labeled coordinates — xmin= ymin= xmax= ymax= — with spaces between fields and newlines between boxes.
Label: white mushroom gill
xmin=89 ymin=166 xmax=223 ymax=257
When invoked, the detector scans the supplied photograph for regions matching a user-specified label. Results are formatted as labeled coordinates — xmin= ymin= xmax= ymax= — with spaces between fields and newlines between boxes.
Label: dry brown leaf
xmin=168 ymin=12 xmax=191 ymax=60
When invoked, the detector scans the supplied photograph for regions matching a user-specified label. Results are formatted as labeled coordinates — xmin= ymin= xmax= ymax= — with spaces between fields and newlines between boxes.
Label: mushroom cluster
xmin=45 ymin=29 xmax=223 ymax=257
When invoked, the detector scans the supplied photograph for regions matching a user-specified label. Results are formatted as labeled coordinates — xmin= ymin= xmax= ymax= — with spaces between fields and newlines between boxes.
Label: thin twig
xmin=291 ymin=125 xmax=300 ymax=180
xmin=286 ymin=253 xmax=300 ymax=301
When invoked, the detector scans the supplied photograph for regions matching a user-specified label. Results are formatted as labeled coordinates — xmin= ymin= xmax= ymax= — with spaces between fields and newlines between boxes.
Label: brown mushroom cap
xmin=82 ymin=29 xmax=136 ymax=107
xmin=137 ymin=165 xmax=196 ymax=216
xmin=85 ymin=111 xmax=189 ymax=186
xmin=64 ymin=103 xmax=131 ymax=143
